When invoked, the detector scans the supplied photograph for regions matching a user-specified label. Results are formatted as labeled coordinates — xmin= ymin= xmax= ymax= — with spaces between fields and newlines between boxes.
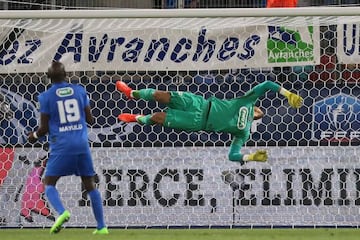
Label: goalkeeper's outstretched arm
xmin=245 ymin=81 xmax=303 ymax=109
xmin=228 ymin=136 xmax=245 ymax=163
xmin=228 ymin=136 xmax=268 ymax=164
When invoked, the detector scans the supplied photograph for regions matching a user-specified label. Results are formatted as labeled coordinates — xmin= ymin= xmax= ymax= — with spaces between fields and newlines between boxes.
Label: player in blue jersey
xmin=27 ymin=61 xmax=108 ymax=235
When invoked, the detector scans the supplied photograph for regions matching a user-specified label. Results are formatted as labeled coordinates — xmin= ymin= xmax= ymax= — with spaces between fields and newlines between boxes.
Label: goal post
xmin=0 ymin=7 xmax=360 ymax=228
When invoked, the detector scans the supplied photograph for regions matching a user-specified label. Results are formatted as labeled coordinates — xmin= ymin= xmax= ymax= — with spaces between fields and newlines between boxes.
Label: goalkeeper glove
xmin=287 ymin=92 xmax=303 ymax=109
xmin=245 ymin=150 xmax=268 ymax=162
xmin=280 ymin=88 xmax=303 ymax=109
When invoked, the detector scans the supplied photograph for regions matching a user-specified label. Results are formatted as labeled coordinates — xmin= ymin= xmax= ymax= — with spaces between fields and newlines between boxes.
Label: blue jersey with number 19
xmin=38 ymin=82 xmax=90 ymax=155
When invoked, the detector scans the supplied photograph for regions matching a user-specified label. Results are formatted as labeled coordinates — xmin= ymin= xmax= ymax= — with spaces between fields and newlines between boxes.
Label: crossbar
xmin=0 ymin=7 xmax=360 ymax=19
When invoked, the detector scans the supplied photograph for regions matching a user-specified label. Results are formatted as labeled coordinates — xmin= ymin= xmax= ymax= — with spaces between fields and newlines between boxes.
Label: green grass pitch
xmin=0 ymin=228 xmax=359 ymax=240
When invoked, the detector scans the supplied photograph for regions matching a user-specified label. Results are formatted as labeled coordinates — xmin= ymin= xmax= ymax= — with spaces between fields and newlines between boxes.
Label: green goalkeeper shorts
xmin=164 ymin=91 xmax=210 ymax=132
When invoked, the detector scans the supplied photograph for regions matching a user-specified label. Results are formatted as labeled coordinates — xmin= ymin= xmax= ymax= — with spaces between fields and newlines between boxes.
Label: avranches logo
xmin=267 ymin=26 xmax=314 ymax=63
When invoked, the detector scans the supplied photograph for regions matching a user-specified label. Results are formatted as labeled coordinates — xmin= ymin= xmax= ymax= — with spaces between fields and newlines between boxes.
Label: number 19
xmin=57 ymin=99 xmax=80 ymax=124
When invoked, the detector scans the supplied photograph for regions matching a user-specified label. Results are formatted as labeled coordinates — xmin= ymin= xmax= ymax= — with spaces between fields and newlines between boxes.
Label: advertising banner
xmin=337 ymin=24 xmax=360 ymax=64
xmin=0 ymin=19 xmax=320 ymax=73
xmin=0 ymin=147 xmax=359 ymax=227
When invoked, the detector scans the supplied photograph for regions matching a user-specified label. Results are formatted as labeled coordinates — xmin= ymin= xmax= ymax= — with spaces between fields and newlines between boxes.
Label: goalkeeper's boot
xmin=248 ymin=150 xmax=268 ymax=162
xmin=116 ymin=81 xmax=133 ymax=99
xmin=49 ymin=210 xmax=70 ymax=234
xmin=93 ymin=227 xmax=109 ymax=235
xmin=118 ymin=113 xmax=143 ymax=123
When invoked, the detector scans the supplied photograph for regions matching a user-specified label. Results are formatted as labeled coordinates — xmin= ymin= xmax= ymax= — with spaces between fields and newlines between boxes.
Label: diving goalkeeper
xmin=116 ymin=80 xmax=303 ymax=165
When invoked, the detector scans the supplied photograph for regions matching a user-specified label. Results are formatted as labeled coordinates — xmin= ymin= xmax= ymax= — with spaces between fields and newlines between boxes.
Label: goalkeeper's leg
xmin=116 ymin=81 xmax=207 ymax=113
xmin=116 ymin=81 xmax=171 ymax=104
xmin=119 ymin=109 xmax=204 ymax=132
xmin=118 ymin=112 xmax=164 ymax=125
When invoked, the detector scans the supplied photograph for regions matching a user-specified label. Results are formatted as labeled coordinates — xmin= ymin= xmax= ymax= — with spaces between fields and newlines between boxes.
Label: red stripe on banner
xmin=0 ymin=148 xmax=15 ymax=187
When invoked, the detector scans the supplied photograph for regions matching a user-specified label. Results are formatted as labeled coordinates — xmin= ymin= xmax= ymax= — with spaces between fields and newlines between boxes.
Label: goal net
xmin=0 ymin=8 xmax=360 ymax=228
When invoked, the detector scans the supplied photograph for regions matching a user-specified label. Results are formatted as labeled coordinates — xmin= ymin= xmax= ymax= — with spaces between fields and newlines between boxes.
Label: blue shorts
xmin=45 ymin=152 xmax=96 ymax=177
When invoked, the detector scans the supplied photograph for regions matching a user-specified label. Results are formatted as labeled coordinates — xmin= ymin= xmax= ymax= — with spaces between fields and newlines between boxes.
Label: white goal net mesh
xmin=0 ymin=9 xmax=360 ymax=228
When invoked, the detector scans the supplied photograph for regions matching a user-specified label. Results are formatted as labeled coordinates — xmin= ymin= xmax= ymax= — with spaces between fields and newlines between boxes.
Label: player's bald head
xmin=47 ymin=61 xmax=66 ymax=83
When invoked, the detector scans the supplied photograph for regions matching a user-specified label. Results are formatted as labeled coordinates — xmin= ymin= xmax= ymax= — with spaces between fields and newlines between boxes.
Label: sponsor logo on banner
xmin=337 ymin=24 xmax=360 ymax=64
xmin=0 ymin=19 xmax=320 ymax=73
xmin=267 ymin=26 xmax=315 ymax=63
xmin=312 ymin=93 xmax=360 ymax=142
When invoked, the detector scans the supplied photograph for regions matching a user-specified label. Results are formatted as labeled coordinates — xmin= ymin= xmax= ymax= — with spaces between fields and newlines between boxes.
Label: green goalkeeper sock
xmin=132 ymin=89 xmax=155 ymax=101
xmin=137 ymin=115 xmax=154 ymax=125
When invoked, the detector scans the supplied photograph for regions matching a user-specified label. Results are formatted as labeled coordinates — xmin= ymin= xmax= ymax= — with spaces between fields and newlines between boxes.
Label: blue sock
xmin=45 ymin=185 xmax=65 ymax=215
xmin=88 ymin=189 xmax=105 ymax=229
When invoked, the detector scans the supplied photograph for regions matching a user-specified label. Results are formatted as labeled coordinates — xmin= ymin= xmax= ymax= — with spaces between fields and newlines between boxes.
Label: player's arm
xmin=228 ymin=136 xmax=268 ymax=164
xmin=28 ymin=94 xmax=49 ymax=143
xmin=28 ymin=113 xmax=49 ymax=143
xmin=84 ymin=91 xmax=93 ymax=125
xmin=245 ymin=81 xmax=303 ymax=109
xmin=243 ymin=81 xmax=280 ymax=101
xmin=85 ymin=105 xmax=94 ymax=125
xmin=228 ymin=136 xmax=246 ymax=163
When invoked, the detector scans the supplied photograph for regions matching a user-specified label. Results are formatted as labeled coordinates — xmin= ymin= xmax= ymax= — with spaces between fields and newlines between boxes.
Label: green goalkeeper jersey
xmin=204 ymin=81 xmax=281 ymax=162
